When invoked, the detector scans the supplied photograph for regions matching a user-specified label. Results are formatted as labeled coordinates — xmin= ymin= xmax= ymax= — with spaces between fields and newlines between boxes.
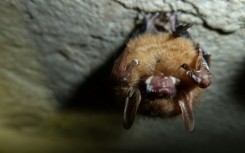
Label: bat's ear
xmin=123 ymin=87 xmax=141 ymax=129
xmin=178 ymin=91 xmax=195 ymax=133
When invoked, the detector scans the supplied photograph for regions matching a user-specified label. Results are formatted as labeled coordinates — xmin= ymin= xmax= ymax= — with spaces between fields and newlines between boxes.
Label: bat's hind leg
xmin=139 ymin=12 xmax=193 ymax=39
xmin=139 ymin=12 xmax=178 ymax=34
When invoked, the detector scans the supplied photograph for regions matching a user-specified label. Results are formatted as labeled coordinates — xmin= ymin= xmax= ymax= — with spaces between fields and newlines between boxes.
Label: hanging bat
xmin=111 ymin=12 xmax=212 ymax=132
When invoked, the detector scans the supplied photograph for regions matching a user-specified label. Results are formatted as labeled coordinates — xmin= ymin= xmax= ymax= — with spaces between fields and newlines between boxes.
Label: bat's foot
xmin=138 ymin=12 xmax=193 ymax=39
xmin=138 ymin=12 xmax=177 ymax=34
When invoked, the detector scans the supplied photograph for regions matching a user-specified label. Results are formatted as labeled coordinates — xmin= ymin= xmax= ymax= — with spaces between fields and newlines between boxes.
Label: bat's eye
xmin=132 ymin=59 xmax=139 ymax=65
xmin=180 ymin=63 xmax=190 ymax=70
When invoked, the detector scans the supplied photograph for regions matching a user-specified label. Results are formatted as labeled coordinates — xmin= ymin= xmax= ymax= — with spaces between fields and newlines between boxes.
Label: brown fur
xmin=127 ymin=33 xmax=197 ymax=86
xmin=116 ymin=33 xmax=202 ymax=118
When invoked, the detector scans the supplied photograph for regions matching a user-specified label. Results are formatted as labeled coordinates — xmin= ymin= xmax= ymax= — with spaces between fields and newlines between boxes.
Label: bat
xmin=111 ymin=12 xmax=212 ymax=132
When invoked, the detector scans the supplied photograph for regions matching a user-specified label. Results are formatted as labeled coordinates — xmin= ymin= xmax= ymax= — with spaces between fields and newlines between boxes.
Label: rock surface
xmin=0 ymin=0 xmax=245 ymax=153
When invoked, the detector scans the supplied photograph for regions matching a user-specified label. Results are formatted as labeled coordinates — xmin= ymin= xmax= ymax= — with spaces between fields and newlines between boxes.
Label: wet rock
xmin=16 ymin=0 xmax=137 ymax=103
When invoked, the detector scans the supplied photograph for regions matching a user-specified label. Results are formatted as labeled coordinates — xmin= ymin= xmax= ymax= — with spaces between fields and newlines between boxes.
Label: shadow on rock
xmin=60 ymin=17 xmax=147 ymax=111
xmin=61 ymin=51 xmax=121 ymax=111
xmin=231 ymin=57 xmax=245 ymax=107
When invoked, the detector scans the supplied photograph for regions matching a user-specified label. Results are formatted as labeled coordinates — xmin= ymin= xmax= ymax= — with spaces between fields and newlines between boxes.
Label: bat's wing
xmin=123 ymin=87 xmax=141 ymax=129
